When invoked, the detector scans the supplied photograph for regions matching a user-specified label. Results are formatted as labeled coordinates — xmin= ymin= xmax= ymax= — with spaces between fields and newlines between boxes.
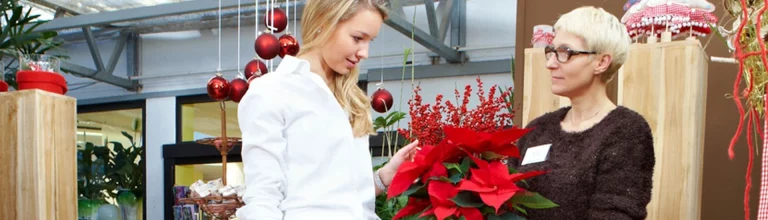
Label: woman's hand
xmin=379 ymin=140 xmax=420 ymax=186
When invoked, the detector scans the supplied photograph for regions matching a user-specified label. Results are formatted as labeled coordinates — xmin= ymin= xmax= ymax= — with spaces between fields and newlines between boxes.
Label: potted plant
xmin=0 ymin=0 xmax=65 ymax=92
xmin=106 ymin=119 xmax=145 ymax=220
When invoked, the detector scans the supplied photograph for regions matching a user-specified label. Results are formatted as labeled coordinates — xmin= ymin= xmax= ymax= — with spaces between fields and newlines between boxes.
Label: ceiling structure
xmin=20 ymin=0 xmax=467 ymax=91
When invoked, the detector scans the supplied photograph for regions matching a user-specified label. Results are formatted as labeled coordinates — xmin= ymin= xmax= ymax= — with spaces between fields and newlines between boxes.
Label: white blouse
xmin=235 ymin=56 xmax=379 ymax=220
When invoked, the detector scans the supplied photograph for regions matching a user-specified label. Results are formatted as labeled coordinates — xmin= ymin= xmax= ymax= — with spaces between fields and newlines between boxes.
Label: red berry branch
xmin=398 ymin=78 xmax=515 ymax=146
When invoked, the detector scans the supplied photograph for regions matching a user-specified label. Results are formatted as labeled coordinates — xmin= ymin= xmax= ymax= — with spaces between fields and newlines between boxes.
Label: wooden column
xmin=617 ymin=39 xmax=707 ymax=220
xmin=0 ymin=90 xmax=77 ymax=220
xmin=522 ymin=48 xmax=570 ymax=127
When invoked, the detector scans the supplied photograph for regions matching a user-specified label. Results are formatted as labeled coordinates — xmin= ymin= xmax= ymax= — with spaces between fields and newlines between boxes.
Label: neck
xmin=298 ymin=52 xmax=335 ymax=87
xmin=568 ymin=81 xmax=614 ymax=121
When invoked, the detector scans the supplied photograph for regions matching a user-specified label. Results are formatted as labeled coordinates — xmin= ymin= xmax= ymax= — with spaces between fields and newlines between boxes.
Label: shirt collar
xmin=276 ymin=55 xmax=310 ymax=74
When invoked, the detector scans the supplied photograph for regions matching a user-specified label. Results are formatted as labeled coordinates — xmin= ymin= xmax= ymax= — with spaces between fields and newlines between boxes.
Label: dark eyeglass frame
xmin=544 ymin=45 xmax=598 ymax=63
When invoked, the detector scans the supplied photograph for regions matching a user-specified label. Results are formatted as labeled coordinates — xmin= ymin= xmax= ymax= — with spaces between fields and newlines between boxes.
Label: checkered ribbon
xmin=760 ymin=98 xmax=768 ymax=220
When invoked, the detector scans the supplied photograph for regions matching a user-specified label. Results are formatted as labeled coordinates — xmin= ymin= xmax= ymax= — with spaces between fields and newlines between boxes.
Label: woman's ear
xmin=593 ymin=54 xmax=612 ymax=75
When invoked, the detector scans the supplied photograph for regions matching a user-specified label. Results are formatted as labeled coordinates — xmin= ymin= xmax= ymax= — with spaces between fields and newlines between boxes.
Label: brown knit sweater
xmin=509 ymin=106 xmax=655 ymax=220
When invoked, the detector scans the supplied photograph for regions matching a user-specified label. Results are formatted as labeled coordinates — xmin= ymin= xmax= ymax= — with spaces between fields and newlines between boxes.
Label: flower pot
xmin=16 ymin=70 xmax=67 ymax=95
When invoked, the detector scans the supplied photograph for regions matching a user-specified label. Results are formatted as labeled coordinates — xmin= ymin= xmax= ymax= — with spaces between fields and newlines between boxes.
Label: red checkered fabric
xmin=623 ymin=4 xmax=718 ymax=39
xmin=531 ymin=29 xmax=554 ymax=46
xmin=760 ymin=117 xmax=768 ymax=220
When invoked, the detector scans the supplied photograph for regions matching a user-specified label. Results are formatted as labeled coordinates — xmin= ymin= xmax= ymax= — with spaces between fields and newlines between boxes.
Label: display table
xmin=0 ymin=89 xmax=77 ymax=219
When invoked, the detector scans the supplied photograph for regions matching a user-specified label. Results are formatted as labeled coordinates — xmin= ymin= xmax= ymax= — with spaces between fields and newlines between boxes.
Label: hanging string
xmin=217 ymin=0 xmax=222 ymax=72
xmin=286 ymin=0 xmax=289 ymax=34
xmin=237 ymin=0 xmax=242 ymax=77
xmin=293 ymin=0 xmax=297 ymax=34
xmin=255 ymin=0 xmax=259 ymax=40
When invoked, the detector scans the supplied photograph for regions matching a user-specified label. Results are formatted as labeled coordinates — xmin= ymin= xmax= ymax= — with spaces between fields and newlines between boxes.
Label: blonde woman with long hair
xmin=236 ymin=0 xmax=419 ymax=219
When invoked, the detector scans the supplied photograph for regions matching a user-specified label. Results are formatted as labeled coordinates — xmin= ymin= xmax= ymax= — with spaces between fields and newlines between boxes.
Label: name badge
xmin=521 ymin=144 xmax=552 ymax=165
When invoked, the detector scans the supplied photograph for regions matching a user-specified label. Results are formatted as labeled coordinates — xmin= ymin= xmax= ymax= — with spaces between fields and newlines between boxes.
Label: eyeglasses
xmin=544 ymin=45 xmax=597 ymax=63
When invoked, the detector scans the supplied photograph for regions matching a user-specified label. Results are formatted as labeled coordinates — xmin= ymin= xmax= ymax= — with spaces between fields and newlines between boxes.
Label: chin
xmin=551 ymin=86 xmax=570 ymax=97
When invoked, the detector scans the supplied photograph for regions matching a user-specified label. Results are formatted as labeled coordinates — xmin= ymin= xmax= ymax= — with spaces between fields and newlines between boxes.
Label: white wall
xmin=144 ymin=97 xmax=176 ymax=220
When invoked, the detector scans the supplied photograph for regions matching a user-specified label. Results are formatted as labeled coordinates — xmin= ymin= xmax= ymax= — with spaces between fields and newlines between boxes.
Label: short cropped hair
xmin=554 ymin=6 xmax=631 ymax=82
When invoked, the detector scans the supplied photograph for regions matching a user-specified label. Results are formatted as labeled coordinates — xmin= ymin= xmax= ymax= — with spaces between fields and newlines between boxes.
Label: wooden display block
xmin=617 ymin=39 xmax=707 ymax=220
xmin=0 ymin=90 xmax=77 ymax=220
xmin=522 ymin=48 xmax=570 ymax=127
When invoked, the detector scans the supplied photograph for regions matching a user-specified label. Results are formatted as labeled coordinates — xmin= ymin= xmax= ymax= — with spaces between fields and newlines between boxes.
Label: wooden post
xmin=0 ymin=90 xmax=77 ymax=220
xmin=617 ymin=39 xmax=707 ymax=220
xmin=522 ymin=48 xmax=570 ymax=127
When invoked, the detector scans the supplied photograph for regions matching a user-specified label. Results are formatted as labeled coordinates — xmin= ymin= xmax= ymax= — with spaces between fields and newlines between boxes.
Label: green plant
xmin=0 ymin=0 xmax=65 ymax=89
xmin=106 ymin=118 xmax=145 ymax=200
xmin=77 ymin=141 xmax=116 ymax=203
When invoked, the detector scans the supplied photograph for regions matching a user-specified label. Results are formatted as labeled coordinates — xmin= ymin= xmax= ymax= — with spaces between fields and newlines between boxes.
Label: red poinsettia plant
xmin=388 ymin=78 xmax=557 ymax=219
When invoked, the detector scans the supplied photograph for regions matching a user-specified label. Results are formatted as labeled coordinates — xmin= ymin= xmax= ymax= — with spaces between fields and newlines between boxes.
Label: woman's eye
xmin=353 ymin=36 xmax=363 ymax=42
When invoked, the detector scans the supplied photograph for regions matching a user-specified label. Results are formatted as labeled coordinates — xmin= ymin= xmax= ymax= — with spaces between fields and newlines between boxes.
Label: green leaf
xmin=385 ymin=111 xmax=407 ymax=127
xmin=403 ymin=182 xmax=427 ymax=197
xmin=512 ymin=204 xmax=527 ymax=215
xmin=444 ymin=162 xmax=463 ymax=173
xmin=451 ymin=191 xmax=484 ymax=208
xmin=511 ymin=192 xmax=559 ymax=209
xmin=448 ymin=172 xmax=463 ymax=184
xmin=487 ymin=213 xmax=526 ymax=220
xmin=460 ymin=157 xmax=471 ymax=173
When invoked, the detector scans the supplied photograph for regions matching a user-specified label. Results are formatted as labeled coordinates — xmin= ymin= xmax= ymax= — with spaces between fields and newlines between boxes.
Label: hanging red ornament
xmin=255 ymin=32 xmax=280 ymax=60
xmin=207 ymin=74 xmax=230 ymax=101
xmin=244 ymin=59 xmax=268 ymax=79
xmin=265 ymin=8 xmax=288 ymax=33
xmin=0 ymin=81 xmax=8 ymax=92
xmin=278 ymin=34 xmax=300 ymax=58
xmin=371 ymin=88 xmax=394 ymax=113
xmin=229 ymin=77 xmax=249 ymax=103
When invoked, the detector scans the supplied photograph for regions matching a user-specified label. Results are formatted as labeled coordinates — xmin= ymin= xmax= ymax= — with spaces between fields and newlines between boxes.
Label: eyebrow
xmin=356 ymin=31 xmax=376 ymax=41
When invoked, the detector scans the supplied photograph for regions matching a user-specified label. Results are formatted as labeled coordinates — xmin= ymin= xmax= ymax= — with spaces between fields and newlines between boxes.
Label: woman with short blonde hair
xmin=511 ymin=6 xmax=655 ymax=220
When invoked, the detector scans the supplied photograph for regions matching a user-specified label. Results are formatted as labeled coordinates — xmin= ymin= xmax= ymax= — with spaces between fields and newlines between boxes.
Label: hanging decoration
xmin=265 ymin=8 xmax=288 ymax=33
xmin=207 ymin=74 xmax=231 ymax=101
xmin=278 ymin=34 xmax=300 ymax=58
xmin=185 ymin=0 xmax=246 ymax=218
xmin=229 ymin=78 xmax=248 ymax=103
xmin=713 ymin=1 xmax=768 ymax=219
xmin=621 ymin=0 xmax=718 ymax=40
xmin=371 ymin=88 xmax=394 ymax=113
xmin=255 ymin=33 xmax=280 ymax=60
xmin=244 ymin=59 xmax=268 ymax=79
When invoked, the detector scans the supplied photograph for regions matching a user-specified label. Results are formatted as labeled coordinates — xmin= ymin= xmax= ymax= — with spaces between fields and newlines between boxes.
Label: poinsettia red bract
xmin=443 ymin=126 xmax=531 ymax=158
xmin=458 ymin=154 xmax=547 ymax=213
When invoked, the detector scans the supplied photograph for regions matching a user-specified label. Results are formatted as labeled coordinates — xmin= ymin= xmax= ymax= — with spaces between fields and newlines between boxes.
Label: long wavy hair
xmin=298 ymin=0 xmax=389 ymax=137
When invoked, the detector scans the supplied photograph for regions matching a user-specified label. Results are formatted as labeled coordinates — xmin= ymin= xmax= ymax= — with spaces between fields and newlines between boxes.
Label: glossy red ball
xmin=244 ymin=59 xmax=268 ymax=79
xmin=371 ymin=88 xmax=394 ymax=113
xmin=278 ymin=34 xmax=300 ymax=58
xmin=255 ymin=32 xmax=280 ymax=60
xmin=228 ymin=78 xmax=248 ymax=103
xmin=207 ymin=75 xmax=230 ymax=101
xmin=264 ymin=8 xmax=288 ymax=33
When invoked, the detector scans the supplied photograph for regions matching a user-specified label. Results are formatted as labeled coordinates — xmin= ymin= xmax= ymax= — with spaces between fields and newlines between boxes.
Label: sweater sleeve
xmin=588 ymin=119 xmax=655 ymax=220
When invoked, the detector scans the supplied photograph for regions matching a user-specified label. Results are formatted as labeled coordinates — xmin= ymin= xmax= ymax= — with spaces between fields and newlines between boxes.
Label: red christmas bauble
xmin=0 ymin=81 xmax=8 ymax=92
xmin=229 ymin=77 xmax=249 ymax=103
xmin=255 ymin=32 xmax=280 ymax=60
xmin=265 ymin=8 xmax=288 ymax=33
xmin=244 ymin=59 xmax=268 ymax=79
xmin=371 ymin=88 xmax=394 ymax=113
xmin=278 ymin=34 xmax=300 ymax=58
xmin=207 ymin=74 xmax=230 ymax=101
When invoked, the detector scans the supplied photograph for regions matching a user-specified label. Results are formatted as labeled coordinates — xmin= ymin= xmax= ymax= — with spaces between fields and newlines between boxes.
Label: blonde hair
xmin=554 ymin=6 xmax=631 ymax=82
xmin=299 ymin=0 xmax=389 ymax=137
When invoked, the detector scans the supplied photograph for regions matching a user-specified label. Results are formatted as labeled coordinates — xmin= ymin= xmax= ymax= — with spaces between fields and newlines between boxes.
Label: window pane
xmin=180 ymin=101 xmax=240 ymax=142
xmin=76 ymin=108 xmax=144 ymax=219
xmin=175 ymin=162 xmax=245 ymax=187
